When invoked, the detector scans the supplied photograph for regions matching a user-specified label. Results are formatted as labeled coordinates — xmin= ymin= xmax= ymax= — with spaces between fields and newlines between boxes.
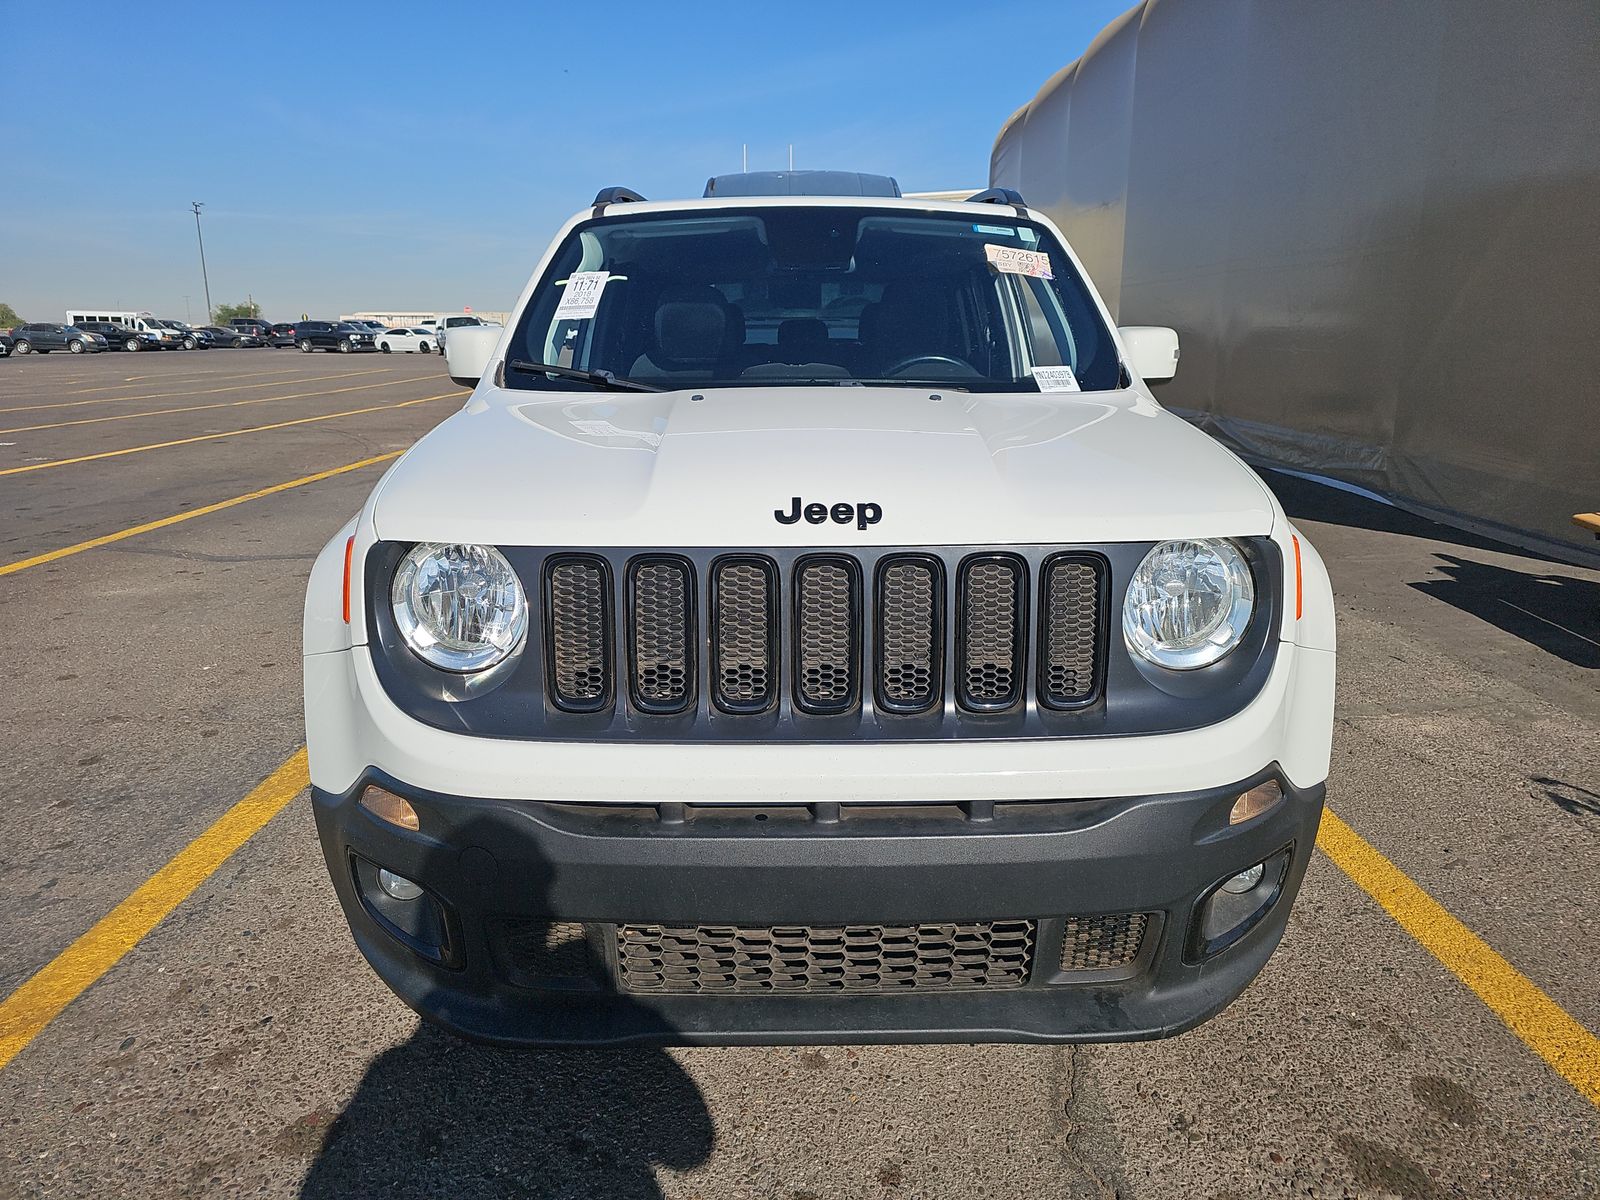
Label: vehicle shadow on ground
xmin=299 ymin=821 xmax=714 ymax=1199
xmin=1260 ymin=469 xmax=1600 ymax=667
xmin=1408 ymin=554 xmax=1600 ymax=669
xmin=296 ymin=1025 xmax=712 ymax=1199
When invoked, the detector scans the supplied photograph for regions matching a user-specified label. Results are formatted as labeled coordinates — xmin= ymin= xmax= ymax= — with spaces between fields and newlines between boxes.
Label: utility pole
xmin=183 ymin=295 xmax=191 ymax=323
xmin=190 ymin=202 xmax=213 ymax=323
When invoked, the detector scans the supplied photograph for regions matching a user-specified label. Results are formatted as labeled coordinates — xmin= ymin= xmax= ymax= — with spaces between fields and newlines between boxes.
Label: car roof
xmin=578 ymin=193 xmax=1032 ymax=221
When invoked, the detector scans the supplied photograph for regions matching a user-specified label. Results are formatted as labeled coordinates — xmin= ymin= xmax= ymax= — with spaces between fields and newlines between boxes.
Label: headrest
xmin=654 ymin=286 xmax=733 ymax=366
xmin=777 ymin=317 xmax=829 ymax=363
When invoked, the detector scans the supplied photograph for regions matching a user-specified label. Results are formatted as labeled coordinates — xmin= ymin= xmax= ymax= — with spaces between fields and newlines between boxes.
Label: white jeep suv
xmin=302 ymin=176 xmax=1335 ymax=1046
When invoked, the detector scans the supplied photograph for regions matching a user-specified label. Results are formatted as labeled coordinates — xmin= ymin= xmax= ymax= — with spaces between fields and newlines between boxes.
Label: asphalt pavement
xmin=1 ymin=348 xmax=1596 ymax=1199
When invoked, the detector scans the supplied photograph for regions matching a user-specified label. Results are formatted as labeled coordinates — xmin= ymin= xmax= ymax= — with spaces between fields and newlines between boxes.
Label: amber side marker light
xmin=341 ymin=535 xmax=356 ymax=623
xmin=360 ymin=785 xmax=421 ymax=831
xmin=1292 ymin=534 xmax=1303 ymax=620
xmin=1230 ymin=781 xmax=1284 ymax=825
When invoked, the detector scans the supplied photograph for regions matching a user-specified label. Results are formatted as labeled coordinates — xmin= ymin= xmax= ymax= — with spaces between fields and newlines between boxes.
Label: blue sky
xmin=0 ymin=1 xmax=1129 ymax=323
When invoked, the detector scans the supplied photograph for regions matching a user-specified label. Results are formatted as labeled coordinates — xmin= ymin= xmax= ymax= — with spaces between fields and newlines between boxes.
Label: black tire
xmin=183 ymin=336 xmax=197 ymax=350
xmin=337 ymin=339 xmax=352 ymax=353
xmin=379 ymin=342 xmax=391 ymax=353
xmin=419 ymin=343 xmax=431 ymax=354
xmin=13 ymin=340 xmax=29 ymax=354
xmin=69 ymin=339 xmax=85 ymax=354
xmin=125 ymin=338 xmax=141 ymax=352
xmin=299 ymin=339 xmax=314 ymax=353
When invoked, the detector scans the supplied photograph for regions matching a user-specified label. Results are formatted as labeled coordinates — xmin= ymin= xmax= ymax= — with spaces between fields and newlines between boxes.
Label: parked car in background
xmin=376 ymin=327 xmax=435 ymax=353
xmin=202 ymin=325 xmax=262 ymax=348
xmin=294 ymin=321 xmax=377 ymax=353
xmin=9 ymin=324 xmax=108 ymax=353
xmin=64 ymin=310 xmax=182 ymax=348
xmin=163 ymin=321 xmax=214 ymax=350
xmin=267 ymin=322 xmax=299 ymax=347
xmin=432 ymin=313 xmax=484 ymax=352
xmin=0 ymin=333 xmax=12 ymax=358
xmin=344 ymin=320 xmax=388 ymax=337
xmin=229 ymin=317 xmax=275 ymax=344
xmin=75 ymin=321 xmax=162 ymax=352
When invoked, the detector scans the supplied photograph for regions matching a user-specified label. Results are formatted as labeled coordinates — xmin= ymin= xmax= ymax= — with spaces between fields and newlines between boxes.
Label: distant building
xmin=341 ymin=310 xmax=511 ymax=328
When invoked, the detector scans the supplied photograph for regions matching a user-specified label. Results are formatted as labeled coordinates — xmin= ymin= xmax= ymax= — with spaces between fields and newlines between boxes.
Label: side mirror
xmin=445 ymin=325 xmax=502 ymax=388
xmin=1118 ymin=326 xmax=1179 ymax=383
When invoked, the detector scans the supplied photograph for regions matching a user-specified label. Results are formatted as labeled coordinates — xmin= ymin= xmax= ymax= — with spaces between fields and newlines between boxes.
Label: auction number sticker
xmin=1031 ymin=365 xmax=1080 ymax=392
xmin=554 ymin=271 xmax=611 ymax=320
xmin=984 ymin=244 xmax=1053 ymax=278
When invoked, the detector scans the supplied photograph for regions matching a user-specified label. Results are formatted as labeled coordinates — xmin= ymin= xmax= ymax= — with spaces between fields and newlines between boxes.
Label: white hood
xmin=370 ymin=385 xmax=1275 ymax=547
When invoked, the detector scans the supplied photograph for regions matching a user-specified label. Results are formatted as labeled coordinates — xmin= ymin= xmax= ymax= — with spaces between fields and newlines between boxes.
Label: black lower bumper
xmin=312 ymin=768 xmax=1324 ymax=1046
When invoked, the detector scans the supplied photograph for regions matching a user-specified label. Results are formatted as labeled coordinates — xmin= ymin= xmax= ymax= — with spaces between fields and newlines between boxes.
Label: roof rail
xmin=592 ymin=186 xmax=647 ymax=213
xmin=966 ymin=187 xmax=1027 ymax=207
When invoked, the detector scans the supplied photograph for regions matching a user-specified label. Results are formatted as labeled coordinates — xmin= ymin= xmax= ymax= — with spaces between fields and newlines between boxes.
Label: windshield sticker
xmin=984 ymin=244 xmax=1053 ymax=278
xmin=554 ymin=271 xmax=611 ymax=320
xmin=973 ymin=224 xmax=1016 ymax=236
xmin=1031 ymin=365 xmax=1080 ymax=392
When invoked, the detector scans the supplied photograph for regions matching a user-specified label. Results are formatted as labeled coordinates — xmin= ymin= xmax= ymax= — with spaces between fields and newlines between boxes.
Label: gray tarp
xmin=992 ymin=0 xmax=1599 ymax=561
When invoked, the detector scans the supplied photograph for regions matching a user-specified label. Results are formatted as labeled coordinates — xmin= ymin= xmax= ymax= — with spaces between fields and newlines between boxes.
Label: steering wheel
xmin=878 ymin=353 xmax=982 ymax=378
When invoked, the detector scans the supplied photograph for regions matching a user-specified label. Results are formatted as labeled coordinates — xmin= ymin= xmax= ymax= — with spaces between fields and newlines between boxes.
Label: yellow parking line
xmin=0 ymin=391 xmax=459 ymax=477
xmin=0 ymin=368 xmax=385 ymax=414
xmin=1318 ymin=809 xmax=1600 ymax=1109
xmin=0 ymin=451 xmax=402 ymax=577
xmin=0 ymin=375 xmax=430 ymax=434
xmin=0 ymin=752 xmax=309 ymax=1071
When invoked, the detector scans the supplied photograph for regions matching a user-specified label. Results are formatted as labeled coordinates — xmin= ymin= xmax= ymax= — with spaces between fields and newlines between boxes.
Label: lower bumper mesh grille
xmin=616 ymin=920 xmax=1036 ymax=994
xmin=1059 ymin=912 xmax=1151 ymax=972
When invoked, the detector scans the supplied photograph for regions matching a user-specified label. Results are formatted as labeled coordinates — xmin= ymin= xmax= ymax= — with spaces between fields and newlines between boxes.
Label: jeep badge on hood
xmin=774 ymin=497 xmax=883 ymax=530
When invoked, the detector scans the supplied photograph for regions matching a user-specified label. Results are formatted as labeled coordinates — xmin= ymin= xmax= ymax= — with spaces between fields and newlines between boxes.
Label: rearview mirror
xmin=445 ymin=325 xmax=502 ymax=388
xmin=1118 ymin=326 xmax=1180 ymax=383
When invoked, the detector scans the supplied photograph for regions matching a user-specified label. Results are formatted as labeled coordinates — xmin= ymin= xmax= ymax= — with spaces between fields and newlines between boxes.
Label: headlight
xmin=1122 ymin=538 xmax=1255 ymax=670
xmin=391 ymin=542 xmax=527 ymax=672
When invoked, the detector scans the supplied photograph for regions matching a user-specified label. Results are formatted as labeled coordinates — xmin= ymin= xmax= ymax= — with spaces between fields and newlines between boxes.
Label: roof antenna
xmin=788 ymin=143 xmax=794 ymax=171
xmin=742 ymin=143 xmax=748 ymax=173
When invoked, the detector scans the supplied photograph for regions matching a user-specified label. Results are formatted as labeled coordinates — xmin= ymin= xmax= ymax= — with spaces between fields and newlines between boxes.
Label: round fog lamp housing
xmin=1220 ymin=862 xmax=1266 ymax=894
xmin=377 ymin=868 xmax=424 ymax=901
xmin=392 ymin=542 xmax=528 ymax=672
xmin=1123 ymin=538 xmax=1255 ymax=670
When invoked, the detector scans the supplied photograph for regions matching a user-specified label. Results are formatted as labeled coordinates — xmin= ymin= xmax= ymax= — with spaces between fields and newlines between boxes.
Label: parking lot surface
xmin=1 ymin=350 xmax=1596 ymax=1199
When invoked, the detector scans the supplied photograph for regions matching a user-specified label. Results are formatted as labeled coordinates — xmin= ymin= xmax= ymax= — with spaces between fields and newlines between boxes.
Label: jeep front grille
xmin=546 ymin=556 xmax=610 ymax=711
xmin=615 ymin=920 xmax=1036 ymax=994
xmin=712 ymin=558 xmax=777 ymax=712
xmin=1040 ymin=556 xmax=1105 ymax=708
xmin=628 ymin=557 xmax=693 ymax=712
xmin=521 ymin=547 xmax=1107 ymax=730
xmin=957 ymin=556 xmax=1026 ymax=710
xmin=794 ymin=557 xmax=859 ymax=713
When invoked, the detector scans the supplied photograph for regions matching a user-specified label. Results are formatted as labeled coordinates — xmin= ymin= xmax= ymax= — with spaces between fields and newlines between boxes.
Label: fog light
xmin=1220 ymin=862 xmax=1265 ymax=893
xmin=1229 ymin=781 xmax=1282 ymax=825
xmin=360 ymin=785 xmax=420 ymax=831
xmin=378 ymin=868 xmax=424 ymax=901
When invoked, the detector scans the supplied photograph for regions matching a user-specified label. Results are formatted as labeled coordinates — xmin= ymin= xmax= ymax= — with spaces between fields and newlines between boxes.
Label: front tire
xmin=419 ymin=343 xmax=431 ymax=354
xmin=183 ymin=336 xmax=197 ymax=350
xmin=337 ymin=339 xmax=352 ymax=353
xmin=69 ymin=340 xmax=85 ymax=354
xmin=126 ymin=338 xmax=141 ymax=351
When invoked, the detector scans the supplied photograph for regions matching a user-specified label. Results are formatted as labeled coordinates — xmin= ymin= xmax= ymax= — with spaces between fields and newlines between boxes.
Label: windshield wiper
xmin=507 ymin=360 xmax=662 ymax=393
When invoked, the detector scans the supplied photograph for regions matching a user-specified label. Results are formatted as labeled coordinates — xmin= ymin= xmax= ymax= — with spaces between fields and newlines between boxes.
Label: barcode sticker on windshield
xmin=984 ymin=244 xmax=1053 ymax=279
xmin=554 ymin=271 xmax=611 ymax=320
xmin=1031 ymin=366 xmax=1080 ymax=392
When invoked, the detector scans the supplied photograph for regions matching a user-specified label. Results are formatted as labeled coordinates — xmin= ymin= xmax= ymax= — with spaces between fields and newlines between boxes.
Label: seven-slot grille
xmin=539 ymin=551 xmax=1105 ymax=717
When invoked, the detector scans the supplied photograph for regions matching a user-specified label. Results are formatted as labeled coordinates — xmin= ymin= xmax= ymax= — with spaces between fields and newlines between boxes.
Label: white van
xmin=64 ymin=310 xmax=186 ymax=350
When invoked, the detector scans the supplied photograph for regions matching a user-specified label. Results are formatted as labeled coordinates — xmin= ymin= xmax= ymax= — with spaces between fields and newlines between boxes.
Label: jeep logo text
xmin=774 ymin=497 xmax=883 ymax=530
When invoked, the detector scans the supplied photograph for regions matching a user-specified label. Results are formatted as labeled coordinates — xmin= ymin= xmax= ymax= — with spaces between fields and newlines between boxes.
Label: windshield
xmin=504 ymin=205 xmax=1122 ymax=392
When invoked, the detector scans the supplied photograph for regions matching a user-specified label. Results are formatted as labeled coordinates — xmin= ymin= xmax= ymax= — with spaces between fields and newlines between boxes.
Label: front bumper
xmin=312 ymin=768 xmax=1324 ymax=1046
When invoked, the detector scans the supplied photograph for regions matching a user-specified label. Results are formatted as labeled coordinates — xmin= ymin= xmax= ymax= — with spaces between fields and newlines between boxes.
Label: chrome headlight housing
xmin=391 ymin=542 xmax=527 ymax=672
xmin=1122 ymin=538 xmax=1255 ymax=670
